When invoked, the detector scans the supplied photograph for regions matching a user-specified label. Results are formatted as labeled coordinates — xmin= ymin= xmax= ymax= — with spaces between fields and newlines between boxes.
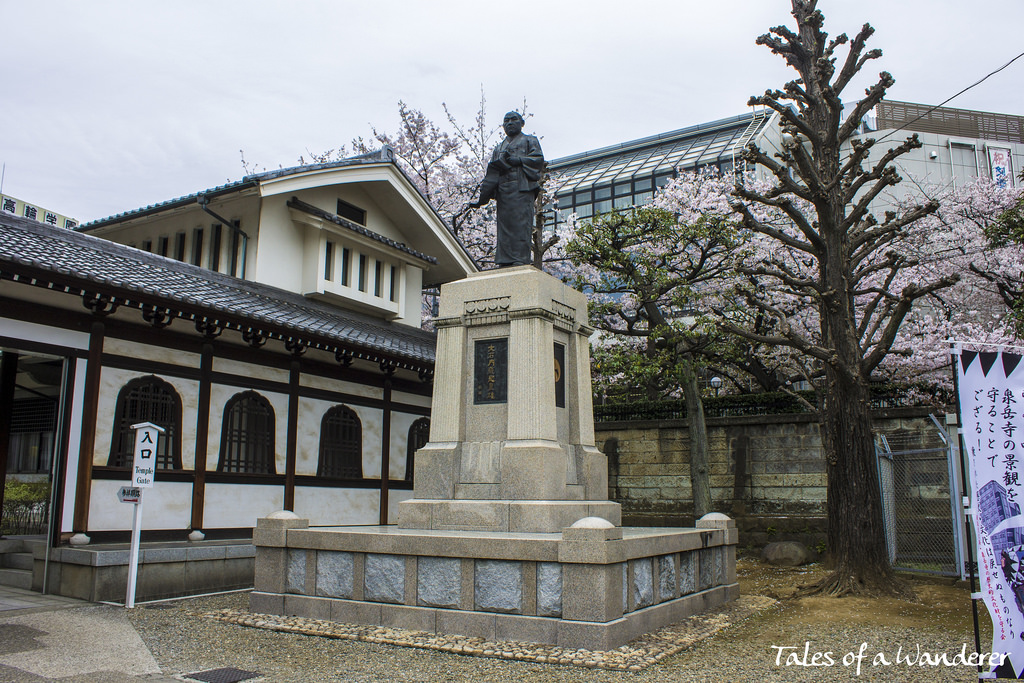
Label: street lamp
xmin=710 ymin=376 xmax=722 ymax=397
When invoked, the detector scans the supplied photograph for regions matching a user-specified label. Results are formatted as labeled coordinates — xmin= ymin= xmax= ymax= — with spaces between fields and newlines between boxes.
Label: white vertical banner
xmin=959 ymin=347 xmax=1024 ymax=677
xmin=989 ymin=147 xmax=1013 ymax=189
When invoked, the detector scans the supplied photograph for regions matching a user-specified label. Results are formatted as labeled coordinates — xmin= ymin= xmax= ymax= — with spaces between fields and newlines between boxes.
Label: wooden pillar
xmin=190 ymin=340 xmax=214 ymax=532
xmin=0 ymin=352 xmax=20 ymax=527
xmin=73 ymin=320 xmax=105 ymax=534
xmin=379 ymin=365 xmax=394 ymax=525
xmin=284 ymin=354 xmax=301 ymax=512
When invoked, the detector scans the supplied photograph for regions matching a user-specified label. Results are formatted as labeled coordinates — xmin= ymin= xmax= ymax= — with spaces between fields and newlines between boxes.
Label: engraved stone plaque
xmin=474 ymin=338 xmax=508 ymax=404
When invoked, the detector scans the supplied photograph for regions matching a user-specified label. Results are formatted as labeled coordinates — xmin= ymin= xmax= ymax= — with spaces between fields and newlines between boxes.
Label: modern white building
xmin=549 ymin=100 xmax=1022 ymax=219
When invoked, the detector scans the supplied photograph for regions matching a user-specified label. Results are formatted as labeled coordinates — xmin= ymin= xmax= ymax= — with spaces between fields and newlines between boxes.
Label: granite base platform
xmin=251 ymin=513 xmax=738 ymax=650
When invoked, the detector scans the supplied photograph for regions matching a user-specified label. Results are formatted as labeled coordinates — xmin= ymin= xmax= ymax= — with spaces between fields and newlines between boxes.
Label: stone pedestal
xmin=251 ymin=267 xmax=737 ymax=651
xmin=398 ymin=266 xmax=620 ymax=533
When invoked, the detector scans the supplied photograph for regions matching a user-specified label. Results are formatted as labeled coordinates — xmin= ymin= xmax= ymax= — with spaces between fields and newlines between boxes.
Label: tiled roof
xmin=78 ymin=147 xmax=399 ymax=231
xmin=0 ymin=212 xmax=436 ymax=369
xmin=287 ymin=197 xmax=437 ymax=265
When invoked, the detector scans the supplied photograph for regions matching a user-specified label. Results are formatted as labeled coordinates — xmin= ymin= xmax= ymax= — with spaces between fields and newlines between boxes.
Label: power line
xmin=878 ymin=50 xmax=1024 ymax=143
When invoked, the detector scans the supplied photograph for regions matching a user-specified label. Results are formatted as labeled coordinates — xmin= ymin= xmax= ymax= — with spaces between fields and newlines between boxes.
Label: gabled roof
xmin=0 ymin=212 xmax=437 ymax=371
xmin=78 ymin=147 xmax=401 ymax=231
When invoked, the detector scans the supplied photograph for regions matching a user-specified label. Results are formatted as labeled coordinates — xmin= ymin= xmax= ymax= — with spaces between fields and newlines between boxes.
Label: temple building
xmin=0 ymin=147 xmax=475 ymax=563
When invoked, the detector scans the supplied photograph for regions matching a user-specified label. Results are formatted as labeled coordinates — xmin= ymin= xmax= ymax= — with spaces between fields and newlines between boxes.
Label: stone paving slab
xmin=0 ymin=605 xmax=162 ymax=680
xmin=0 ymin=586 xmax=84 ymax=614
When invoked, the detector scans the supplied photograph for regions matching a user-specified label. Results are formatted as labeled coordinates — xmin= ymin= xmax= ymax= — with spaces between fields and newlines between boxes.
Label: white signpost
xmin=123 ymin=421 xmax=163 ymax=609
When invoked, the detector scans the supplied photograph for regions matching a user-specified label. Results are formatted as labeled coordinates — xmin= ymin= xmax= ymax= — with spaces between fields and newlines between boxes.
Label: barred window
xmin=405 ymin=418 xmax=430 ymax=482
xmin=218 ymin=391 xmax=276 ymax=474
xmin=318 ymin=405 xmax=362 ymax=478
xmin=108 ymin=376 xmax=182 ymax=469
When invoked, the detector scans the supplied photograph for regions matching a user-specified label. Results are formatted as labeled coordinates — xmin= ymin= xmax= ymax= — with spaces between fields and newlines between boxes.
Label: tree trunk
xmin=813 ymin=365 xmax=906 ymax=596
xmin=681 ymin=360 xmax=712 ymax=520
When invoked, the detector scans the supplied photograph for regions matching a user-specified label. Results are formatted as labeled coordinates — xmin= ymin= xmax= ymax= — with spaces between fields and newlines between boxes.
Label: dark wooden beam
xmin=73 ymin=321 xmax=105 ymax=534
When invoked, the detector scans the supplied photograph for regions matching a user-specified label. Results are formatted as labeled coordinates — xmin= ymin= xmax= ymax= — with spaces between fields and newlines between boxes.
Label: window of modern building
xmin=218 ymin=391 xmax=276 ymax=474
xmin=337 ymin=198 xmax=367 ymax=226
xmin=108 ymin=376 xmax=182 ymax=469
xmin=951 ymin=142 xmax=979 ymax=182
xmin=318 ymin=405 xmax=362 ymax=478
xmin=405 ymin=417 xmax=430 ymax=482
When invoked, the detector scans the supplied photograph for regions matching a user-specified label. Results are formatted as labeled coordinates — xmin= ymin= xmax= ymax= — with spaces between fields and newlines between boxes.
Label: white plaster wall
xmin=387 ymin=488 xmax=414 ymax=523
xmin=292 ymin=487 xmax=380 ymax=526
xmin=300 ymin=372 xmax=383 ymax=400
xmin=293 ymin=401 xmax=385 ymax=478
xmin=389 ymin=412 xmax=423 ymax=480
xmin=402 ymin=267 xmax=423 ymax=325
xmin=88 ymin=480 xmax=192 ymax=531
xmin=0 ymin=316 xmax=89 ymax=351
xmin=93 ymin=367 xmax=200 ymax=469
xmin=358 ymin=406 xmax=384 ymax=478
xmin=206 ymin=384 xmax=290 ymax=474
xmin=204 ymin=483 xmax=284 ymax=528
xmin=212 ymin=356 xmax=290 ymax=385
xmin=104 ymin=338 xmax=200 ymax=367
xmin=61 ymin=359 xmax=89 ymax=534
xmin=253 ymin=195 xmax=313 ymax=292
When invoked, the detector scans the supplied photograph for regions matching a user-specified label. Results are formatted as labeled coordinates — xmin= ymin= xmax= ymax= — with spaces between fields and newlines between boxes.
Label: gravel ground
xmin=124 ymin=561 xmax=989 ymax=683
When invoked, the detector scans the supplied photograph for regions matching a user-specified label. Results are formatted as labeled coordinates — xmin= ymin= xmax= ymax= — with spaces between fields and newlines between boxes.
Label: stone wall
xmin=596 ymin=407 xmax=948 ymax=546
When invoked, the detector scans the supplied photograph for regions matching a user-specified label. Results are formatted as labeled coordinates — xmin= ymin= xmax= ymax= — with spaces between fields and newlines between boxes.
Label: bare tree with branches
xmin=727 ymin=0 xmax=959 ymax=596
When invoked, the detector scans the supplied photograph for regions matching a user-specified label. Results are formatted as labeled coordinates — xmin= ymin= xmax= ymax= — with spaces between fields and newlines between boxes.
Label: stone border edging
xmin=201 ymin=595 xmax=777 ymax=671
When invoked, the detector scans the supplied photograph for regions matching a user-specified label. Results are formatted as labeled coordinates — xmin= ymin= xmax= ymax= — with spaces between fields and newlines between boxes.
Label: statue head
xmin=502 ymin=111 xmax=525 ymax=137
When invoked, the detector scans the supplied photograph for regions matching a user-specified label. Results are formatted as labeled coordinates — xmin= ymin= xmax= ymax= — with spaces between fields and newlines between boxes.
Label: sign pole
xmin=124 ymin=421 xmax=163 ymax=609
xmin=126 ymin=491 xmax=143 ymax=609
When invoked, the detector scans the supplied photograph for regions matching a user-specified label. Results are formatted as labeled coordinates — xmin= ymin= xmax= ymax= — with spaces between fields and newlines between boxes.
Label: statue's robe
xmin=477 ymin=133 xmax=544 ymax=266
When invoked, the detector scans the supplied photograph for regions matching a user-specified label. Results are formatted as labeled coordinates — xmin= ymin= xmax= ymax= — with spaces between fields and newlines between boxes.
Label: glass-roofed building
xmin=547 ymin=107 xmax=783 ymax=224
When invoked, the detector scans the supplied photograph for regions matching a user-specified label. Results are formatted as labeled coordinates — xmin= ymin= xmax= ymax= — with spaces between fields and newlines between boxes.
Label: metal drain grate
xmin=185 ymin=668 xmax=260 ymax=683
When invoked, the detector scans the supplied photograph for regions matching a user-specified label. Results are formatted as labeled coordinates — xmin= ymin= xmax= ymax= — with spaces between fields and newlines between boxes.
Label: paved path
xmin=0 ymin=586 xmax=179 ymax=682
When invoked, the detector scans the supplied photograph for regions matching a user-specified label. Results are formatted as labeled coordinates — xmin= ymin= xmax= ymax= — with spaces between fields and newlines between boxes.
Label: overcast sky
xmin=3 ymin=0 xmax=1022 ymax=222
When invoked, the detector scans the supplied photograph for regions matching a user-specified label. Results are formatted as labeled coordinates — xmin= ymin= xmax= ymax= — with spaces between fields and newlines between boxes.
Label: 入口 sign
xmin=130 ymin=421 xmax=164 ymax=489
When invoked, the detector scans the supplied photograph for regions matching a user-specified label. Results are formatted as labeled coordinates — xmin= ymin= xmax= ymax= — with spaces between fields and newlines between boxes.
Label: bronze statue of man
xmin=469 ymin=111 xmax=544 ymax=267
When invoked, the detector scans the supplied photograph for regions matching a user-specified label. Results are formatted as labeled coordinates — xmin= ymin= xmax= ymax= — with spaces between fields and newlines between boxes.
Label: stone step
xmin=0 ymin=567 xmax=33 ymax=590
xmin=2 ymin=552 xmax=34 ymax=571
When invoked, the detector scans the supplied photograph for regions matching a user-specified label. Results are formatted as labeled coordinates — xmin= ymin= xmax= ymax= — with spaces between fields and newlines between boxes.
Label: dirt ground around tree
xmin=735 ymin=553 xmax=981 ymax=637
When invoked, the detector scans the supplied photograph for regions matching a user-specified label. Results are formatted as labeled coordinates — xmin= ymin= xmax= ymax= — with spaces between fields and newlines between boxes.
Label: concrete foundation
xmin=251 ymin=514 xmax=737 ymax=649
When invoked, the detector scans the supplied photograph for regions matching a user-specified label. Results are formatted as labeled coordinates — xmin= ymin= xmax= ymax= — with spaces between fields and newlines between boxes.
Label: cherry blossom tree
xmin=872 ymin=177 xmax=1023 ymax=394
xmin=564 ymin=185 xmax=749 ymax=518
xmin=726 ymin=0 xmax=965 ymax=596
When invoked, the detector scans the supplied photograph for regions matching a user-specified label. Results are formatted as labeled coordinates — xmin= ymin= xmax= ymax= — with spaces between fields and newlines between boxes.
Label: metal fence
xmin=877 ymin=428 xmax=960 ymax=576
